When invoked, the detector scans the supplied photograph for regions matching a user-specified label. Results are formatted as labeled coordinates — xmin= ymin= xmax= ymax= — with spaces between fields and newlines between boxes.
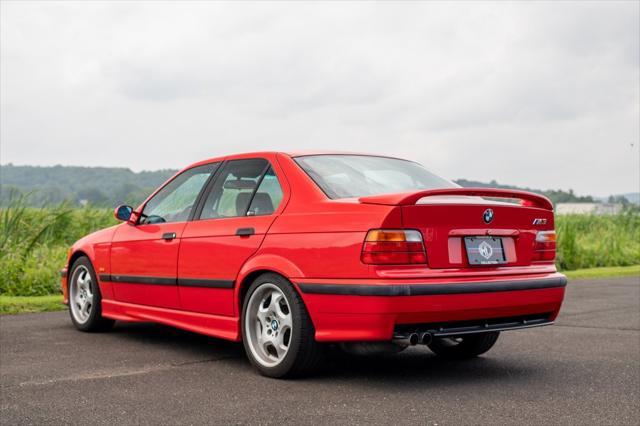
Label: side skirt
xmin=101 ymin=299 xmax=241 ymax=342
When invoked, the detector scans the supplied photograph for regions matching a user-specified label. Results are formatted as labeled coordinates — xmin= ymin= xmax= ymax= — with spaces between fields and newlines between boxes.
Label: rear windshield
xmin=294 ymin=155 xmax=457 ymax=199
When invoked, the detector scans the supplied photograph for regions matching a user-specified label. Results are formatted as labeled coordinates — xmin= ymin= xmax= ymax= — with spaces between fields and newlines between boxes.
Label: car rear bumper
xmin=295 ymin=273 xmax=566 ymax=342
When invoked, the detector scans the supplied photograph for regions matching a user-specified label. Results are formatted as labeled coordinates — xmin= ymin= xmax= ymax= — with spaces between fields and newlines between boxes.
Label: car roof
xmin=186 ymin=151 xmax=407 ymax=169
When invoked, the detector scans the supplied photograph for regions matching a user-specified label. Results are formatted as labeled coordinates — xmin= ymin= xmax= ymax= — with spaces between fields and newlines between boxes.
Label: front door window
xmin=141 ymin=163 xmax=218 ymax=224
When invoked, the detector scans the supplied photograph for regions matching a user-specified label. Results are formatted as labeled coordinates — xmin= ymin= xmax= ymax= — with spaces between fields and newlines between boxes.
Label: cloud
xmin=1 ymin=1 xmax=638 ymax=196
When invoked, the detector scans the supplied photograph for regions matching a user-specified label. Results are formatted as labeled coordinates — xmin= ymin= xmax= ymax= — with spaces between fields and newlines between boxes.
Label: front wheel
xmin=427 ymin=332 xmax=500 ymax=359
xmin=68 ymin=257 xmax=114 ymax=332
xmin=242 ymin=273 xmax=324 ymax=378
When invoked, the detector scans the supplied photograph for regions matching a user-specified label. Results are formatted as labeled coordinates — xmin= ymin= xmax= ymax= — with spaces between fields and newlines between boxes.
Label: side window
xmin=141 ymin=163 xmax=217 ymax=224
xmin=200 ymin=159 xmax=268 ymax=220
xmin=247 ymin=167 xmax=283 ymax=216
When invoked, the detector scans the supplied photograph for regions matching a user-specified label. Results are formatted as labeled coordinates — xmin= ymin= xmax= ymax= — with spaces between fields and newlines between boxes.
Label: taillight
xmin=532 ymin=230 xmax=556 ymax=262
xmin=361 ymin=229 xmax=427 ymax=265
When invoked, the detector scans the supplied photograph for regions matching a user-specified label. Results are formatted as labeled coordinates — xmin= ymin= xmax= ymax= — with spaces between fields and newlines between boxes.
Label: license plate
xmin=464 ymin=236 xmax=507 ymax=265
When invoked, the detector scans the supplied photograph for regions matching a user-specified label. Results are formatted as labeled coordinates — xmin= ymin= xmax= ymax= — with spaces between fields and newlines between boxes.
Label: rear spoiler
xmin=358 ymin=187 xmax=554 ymax=210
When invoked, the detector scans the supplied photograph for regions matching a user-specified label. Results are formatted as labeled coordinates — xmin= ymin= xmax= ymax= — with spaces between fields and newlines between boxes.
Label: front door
xmin=110 ymin=163 xmax=218 ymax=309
xmin=178 ymin=159 xmax=285 ymax=315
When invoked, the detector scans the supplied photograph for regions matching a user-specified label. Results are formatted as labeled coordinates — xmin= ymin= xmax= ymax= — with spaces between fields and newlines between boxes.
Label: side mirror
xmin=114 ymin=205 xmax=133 ymax=222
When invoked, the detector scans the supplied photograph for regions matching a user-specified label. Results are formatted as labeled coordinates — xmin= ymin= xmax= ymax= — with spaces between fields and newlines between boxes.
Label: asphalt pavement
xmin=1 ymin=276 xmax=639 ymax=425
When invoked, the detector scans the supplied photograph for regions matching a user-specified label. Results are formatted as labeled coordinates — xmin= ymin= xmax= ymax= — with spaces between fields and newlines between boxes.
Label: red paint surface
xmin=110 ymin=222 xmax=185 ymax=309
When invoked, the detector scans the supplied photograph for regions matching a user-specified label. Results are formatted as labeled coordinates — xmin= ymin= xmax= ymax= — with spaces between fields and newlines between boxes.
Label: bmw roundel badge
xmin=483 ymin=208 xmax=494 ymax=224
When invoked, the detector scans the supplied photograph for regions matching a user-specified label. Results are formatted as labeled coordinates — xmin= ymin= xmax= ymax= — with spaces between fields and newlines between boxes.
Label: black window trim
xmin=242 ymin=163 xmax=271 ymax=217
xmin=187 ymin=161 xmax=225 ymax=222
xmin=192 ymin=158 xmax=280 ymax=222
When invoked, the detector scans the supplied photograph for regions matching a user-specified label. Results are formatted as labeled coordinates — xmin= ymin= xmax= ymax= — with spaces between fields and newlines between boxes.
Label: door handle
xmin=236 ymin=227 xmax=255 ymax=237
xmin=162 ymin=232 xmax=177 ymax=240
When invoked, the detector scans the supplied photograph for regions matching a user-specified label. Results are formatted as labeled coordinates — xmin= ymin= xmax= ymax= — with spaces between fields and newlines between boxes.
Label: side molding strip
xmin=101 ymin=275 xmax=175 ymax=285
xmin=177 ymin=278 xmax=235 ymax=289
xmin=99 ymin=274 xmax=235 ymax=289
xmin=297 ymin=276 xmax=567 ymax=297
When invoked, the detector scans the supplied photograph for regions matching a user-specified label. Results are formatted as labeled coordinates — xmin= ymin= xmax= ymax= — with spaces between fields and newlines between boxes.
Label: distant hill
xmin=1 ymin=164 xmax=176 ymax=207
xmin=616 ymin=193 xmax=640 ymax=205
xmin=0 ymin=164 xmax=627 ymax=207
xmin=454 ymin=179 xmax=596 ymax=204
xmin=595 ymin=193 xmax=640 ymax=205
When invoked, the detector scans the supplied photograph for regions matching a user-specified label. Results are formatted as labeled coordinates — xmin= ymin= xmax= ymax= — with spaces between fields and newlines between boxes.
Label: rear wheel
xmin=68 ymin=257 xmax=114 ymax=332
xmin=427 ymin=332 xmax=500 ymax=359
xmin=242 ymin=273 xmax=324 ymax=378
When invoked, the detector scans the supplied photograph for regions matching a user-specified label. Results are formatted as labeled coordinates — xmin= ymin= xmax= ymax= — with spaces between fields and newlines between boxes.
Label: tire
xmin=427 ymin=332 xmax=500 ymax=359
xmin=67 ymin=256 xmax=115 ymax=332
xmin=241 ymin=273 xmax=324 ymax=378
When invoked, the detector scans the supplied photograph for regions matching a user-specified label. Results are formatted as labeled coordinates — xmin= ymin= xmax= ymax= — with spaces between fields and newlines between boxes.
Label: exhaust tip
xmin=420 ymin=332 xmax=432 ymax=345
xmin=408 ymin=333 xmax=419 ymax=346
xmin=392 ymin=332 xmax=420 ymax=346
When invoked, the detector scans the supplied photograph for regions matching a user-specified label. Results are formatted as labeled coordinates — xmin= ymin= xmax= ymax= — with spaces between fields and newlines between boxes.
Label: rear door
xmin=177 ymin=158 xmax=285 ymax=315
xmin=110 ymin=163 xmax=218 ymax=309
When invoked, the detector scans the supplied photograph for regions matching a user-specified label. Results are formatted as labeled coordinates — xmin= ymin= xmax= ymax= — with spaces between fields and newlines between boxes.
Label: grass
xmin=1 ymin=194 xmax=116 ymax=296
xmin=0 ymin=295 xmax=65 ymax=315
xmin=555 ymin=213 xmax=640 ymax=270
xmin=562 ymin=265 xmax=640 ymax=280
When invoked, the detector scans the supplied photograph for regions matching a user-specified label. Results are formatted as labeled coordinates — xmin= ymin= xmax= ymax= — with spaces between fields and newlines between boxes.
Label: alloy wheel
xmin=69 ymin=265 xmax=94 ymax=324
xmin=244 ymin=283 xmax=293 ymax=367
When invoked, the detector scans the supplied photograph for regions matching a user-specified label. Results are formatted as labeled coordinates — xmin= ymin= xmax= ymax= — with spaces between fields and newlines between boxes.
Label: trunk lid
xmin=360 ymin=188 xmax=555 ymax=269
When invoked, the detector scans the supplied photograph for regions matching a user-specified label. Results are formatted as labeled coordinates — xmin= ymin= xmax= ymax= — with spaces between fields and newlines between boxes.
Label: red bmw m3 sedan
xmin=61 ymin=152 xmax=566 ymax=377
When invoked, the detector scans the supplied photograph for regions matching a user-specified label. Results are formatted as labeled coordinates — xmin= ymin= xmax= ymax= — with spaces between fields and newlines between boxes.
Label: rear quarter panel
xmin=262 ymin=202 xmax=402 ymax=279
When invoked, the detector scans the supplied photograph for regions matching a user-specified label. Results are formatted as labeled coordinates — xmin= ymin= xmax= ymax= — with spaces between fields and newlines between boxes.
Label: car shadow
xmin=109 ymin=321 xmax=244 ymax=358
xmin=108 ymin=321 xmax=543 ymax=388
xmin=319 ymin=349 xmax=541 ymax=389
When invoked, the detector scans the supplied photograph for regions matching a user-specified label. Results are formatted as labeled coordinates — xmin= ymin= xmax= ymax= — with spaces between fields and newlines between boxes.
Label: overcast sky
xmin=1 ymin=1 xmax=638 ymax=197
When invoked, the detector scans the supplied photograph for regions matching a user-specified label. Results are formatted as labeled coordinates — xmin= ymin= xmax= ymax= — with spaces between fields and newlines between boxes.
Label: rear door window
xmin=198 ymin=159 xmax=283 ymax=219
xmin=247 ymin=167 xmax=283 ymax=216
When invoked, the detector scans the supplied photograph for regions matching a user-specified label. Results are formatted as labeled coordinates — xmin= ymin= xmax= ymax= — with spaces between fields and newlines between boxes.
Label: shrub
xmin=555 ymin=213 xmax=640 ymax=270
xmin=0 ymin=195 xmax=115 ymax=296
